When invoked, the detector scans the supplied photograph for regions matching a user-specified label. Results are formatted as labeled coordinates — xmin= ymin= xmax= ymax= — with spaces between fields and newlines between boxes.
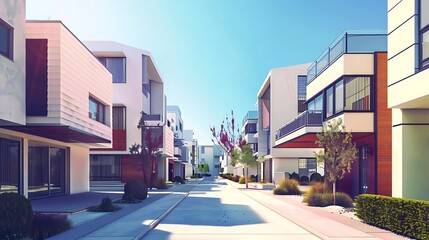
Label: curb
xmin=133 ymin=193 xmax=189 ymax=240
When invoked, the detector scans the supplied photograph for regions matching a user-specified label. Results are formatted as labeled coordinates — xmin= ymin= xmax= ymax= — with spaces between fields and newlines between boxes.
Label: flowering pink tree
xmin=210 ymin=111 xmax=255 ymax=188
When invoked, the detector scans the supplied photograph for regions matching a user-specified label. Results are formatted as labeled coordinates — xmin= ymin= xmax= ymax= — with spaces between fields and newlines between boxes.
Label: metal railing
xmin=276 ymin=110 xmax=323 ymax=140
xmin=307 ymin=30 xmax=387 ymax=85
xmin=242 ymin=111 xmax=258 ymax=126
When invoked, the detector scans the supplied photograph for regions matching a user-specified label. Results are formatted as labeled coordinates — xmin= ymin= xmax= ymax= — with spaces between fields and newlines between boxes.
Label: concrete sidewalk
xmin=227 ymin=180 xmax=409 ymax=240
xmin=49 ymin=178 xmax=203 ymax=239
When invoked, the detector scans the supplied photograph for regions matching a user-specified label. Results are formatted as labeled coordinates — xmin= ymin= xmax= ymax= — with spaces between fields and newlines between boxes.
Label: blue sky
xmin=26 ymin=0 xmax=387 ymax=145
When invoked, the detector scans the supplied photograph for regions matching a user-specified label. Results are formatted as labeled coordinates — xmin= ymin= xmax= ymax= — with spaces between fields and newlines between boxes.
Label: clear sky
xmin=26 ymin=0 xmax=387 ymax=145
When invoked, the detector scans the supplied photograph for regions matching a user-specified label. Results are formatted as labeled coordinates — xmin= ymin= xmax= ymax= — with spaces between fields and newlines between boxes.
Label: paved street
xmin=143 ymin=178 xmax=319 ymax=240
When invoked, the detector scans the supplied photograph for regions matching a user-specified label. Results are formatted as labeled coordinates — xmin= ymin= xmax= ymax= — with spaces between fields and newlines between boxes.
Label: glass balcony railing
xmin=307 ymin=30 xmax=387 ymax=85
xmin=242 ymin=111 xmax=258 ymax=126
xmin=276 ymin=110 xmax=323 ymax=140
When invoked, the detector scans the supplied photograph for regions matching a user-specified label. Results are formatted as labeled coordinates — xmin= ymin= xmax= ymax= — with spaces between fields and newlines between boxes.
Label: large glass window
xmin=28 ymin=146 xmax=66 ymax=198
xmin=0 ymin=138 xmax=20 ymax=193
xmin=298 ymin=158 xmax=317 ymax=177
xmin=112 ymin=106 xmax=126 ymax=130
xmin=0 ymin=19 xmax=12 ymax=60
xmin=297 ymin=76 xmax=307 ymax=100
xmin=326 ymin=87 xmax=334 ymax=117
xmin=335 ymin=80 xmax=344 ymax=113
xmin=308 ymin=93 xmax=323 ymax=111
xmin=90 ymin=155 xmax=121 ymax=181
xmin=89 ymin=97 xmax=106 ymax=124
xmin=345 ymin=76 xmax=371 ymax=111
xmin=98 ymin=57 xmax=126 ymax=83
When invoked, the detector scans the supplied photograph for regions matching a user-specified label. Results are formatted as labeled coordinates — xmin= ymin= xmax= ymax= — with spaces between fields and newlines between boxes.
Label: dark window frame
xmin=112 ymin=106 xmax=126 ymax=130
xmin=420 ymin=0 xmax=429 ymax=69
xmin=97 ymin=57 xmax=126 ymax=83
xmin=306 ymin=75 xmax=373 ymax=121
xmin=89 ymin=97 xmax=106 ymax=124
xmin=0 ymin=18 xmax=13 ymax=60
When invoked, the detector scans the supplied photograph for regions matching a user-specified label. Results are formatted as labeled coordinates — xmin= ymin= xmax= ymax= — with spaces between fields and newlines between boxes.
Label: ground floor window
xmin=298 ymin=158 xmax=317 ymax=177
xmin=90 ymin=155 xmax=121 ymax=181
xmin=28 ymin=146 xmax=66 ymax=198
xmin=0 ymin=137 xmax=20 ymax=193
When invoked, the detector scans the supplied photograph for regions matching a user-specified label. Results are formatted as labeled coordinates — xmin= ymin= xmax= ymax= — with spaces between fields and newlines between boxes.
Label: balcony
xmin=307 ymin=30 xmax=387 ymax=84
xmin=141 ymin=114 xmax=163 ymax=122
xmin=242 ymin=111 xmax=258 ymax=126
xmin=276 ymin=111 xmax=323 ymax=140
xmin=174 ymin=147 xmax=182 ymax=157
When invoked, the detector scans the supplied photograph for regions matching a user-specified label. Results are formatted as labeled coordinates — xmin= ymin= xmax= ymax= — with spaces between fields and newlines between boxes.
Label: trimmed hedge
xmin=32 ymin=213 xmax=70 ymax=240
xmin=355 ymin=194 xmax=429 ymax=240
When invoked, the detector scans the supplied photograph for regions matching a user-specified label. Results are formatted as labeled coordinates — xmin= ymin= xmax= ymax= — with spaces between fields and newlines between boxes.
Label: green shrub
xmin=306 ymin=193 xmax=332 ymax=207
xmin=117 ymin=192 xmax=140 ymax=204
xmin=88 ymin=197 xmax=121 ymax=212
xmin=289 ymin=172 xmax=300 ymax=182
xmin=310 ymin=172 xmax=323 ymax=182
xmin=335 ymin=192 xmax=354 ymax=208
xmin=273 ymin=179 xmax=301 ymax=195
xmin=239 ymin=176 xmax=246 ymax=184
xmin=124 ymin=180 xmax=148 ymax=200
xmin=300 ymin=175 xmax=309 ymax=183
xmin=155 ymin=178 xmax=168 ymax=189
xmin=31 ymin=213 xmax=70 ymax=240
xmin=250 ymin=175 xmax=257 ymax=182
xmin=355 ymin=194 xmax=429 ymax=240
xmin=308 ymin=182 xmax=330 ymax=195
xmin=0 ymin=192 xmax=33 ymax=239
xmin=190 ymin=174 xmax=199 ymax=179
xmin=305 ymin=190 xmax=353 ymax=208
xmin=232 ymin=175 xmax=240 ymax=182
xmin=173 ymin=176 xmax=185 ymax=184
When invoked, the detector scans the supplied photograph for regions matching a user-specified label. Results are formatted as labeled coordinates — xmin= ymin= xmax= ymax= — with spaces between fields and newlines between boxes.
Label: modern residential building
xmin=86 ymin=41 xmax=174 ymax=184
xmin=183 ymin=129 xmax=197 ymax=176
xmin=275 ymin=31 xmax=390 ymax=197
xmin=1 ymin=8 xmax=113 ymax=198
xmin=198 ymin=145 xmax=222 ymax=177
xmin=167 ymin=105 xmax=190 ymax=179
xmin=388 ymin=0 xmax=429 ymax=200
xmin=231 ymin=111 xmax=258 ymax=177
xmin=257 ymin=64 xmax=322 ymax=184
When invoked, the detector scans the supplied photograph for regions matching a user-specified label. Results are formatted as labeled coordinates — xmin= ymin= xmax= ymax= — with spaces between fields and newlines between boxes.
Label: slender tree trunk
xmin=150 ymin=154 xmax=154 ymax=190
xmin=245 ymin=165 xmax=249 ymax=189
xmin=333 ymin=181 xmax=336 ymax=205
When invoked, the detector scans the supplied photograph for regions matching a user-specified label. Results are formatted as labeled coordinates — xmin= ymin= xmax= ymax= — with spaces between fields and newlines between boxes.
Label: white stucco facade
xmin=388 ymin=0 xmax=429 ymax=200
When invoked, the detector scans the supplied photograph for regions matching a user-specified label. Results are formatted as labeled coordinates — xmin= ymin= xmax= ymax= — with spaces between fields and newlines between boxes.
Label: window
xmin=245 ymin=123 xmax=257 ymax=134
xmin=335 ymin=80 xmax=344 ymax=113
xmin=326 ymin=86 xmax=334 ymax=117
xmin=112 ymin=106 xmax=126 ymax=130
xmin=298 ymin=75 xmax=308 ymax=113
xmin=298 ymin=158 xmax=317 ymax=177
xmin=142 ymin=81 xmax=151 ymax=97
xmin=97 ymin=57 xmax=126 ymax=83
xmin=89 ymin=97 xmax=106 ymax=124
xmin=201 ymin=146 xmax=205 ymax=154
xmin=0 ymin=19 xmax=13 ymax=60
xmin=308 ymin=93 xmax=324 ymax=111
xmin=297 ymin=76 xmax=307 ymax=100
xmin=0 ymin=137 xmax=20 ymax=193
xmin=345 ymin=76 xmax=371 ymax=111
xmin=421 ymin=0 xmax=429 ymax=67
xmin=90 ymin=155 xmax=121 ymax=181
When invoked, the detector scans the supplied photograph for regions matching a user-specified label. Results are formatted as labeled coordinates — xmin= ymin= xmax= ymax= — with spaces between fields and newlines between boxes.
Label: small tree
xmin=315 ymin=118 xmax=357 ymax=205
xmin=129 ymin=116 xmax=163 ymax=190
xmin=231 ymin=144 xmax=256 ymax=188
xmin=210 ymin=111 xmax=256 ymax=189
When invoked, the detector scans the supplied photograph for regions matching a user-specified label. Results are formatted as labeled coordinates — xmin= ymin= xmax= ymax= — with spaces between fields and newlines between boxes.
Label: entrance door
xmin=28 ymin=146 xmax=66 ymax=198
xmin=359 ymin=145 xmax=368 ymax=194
